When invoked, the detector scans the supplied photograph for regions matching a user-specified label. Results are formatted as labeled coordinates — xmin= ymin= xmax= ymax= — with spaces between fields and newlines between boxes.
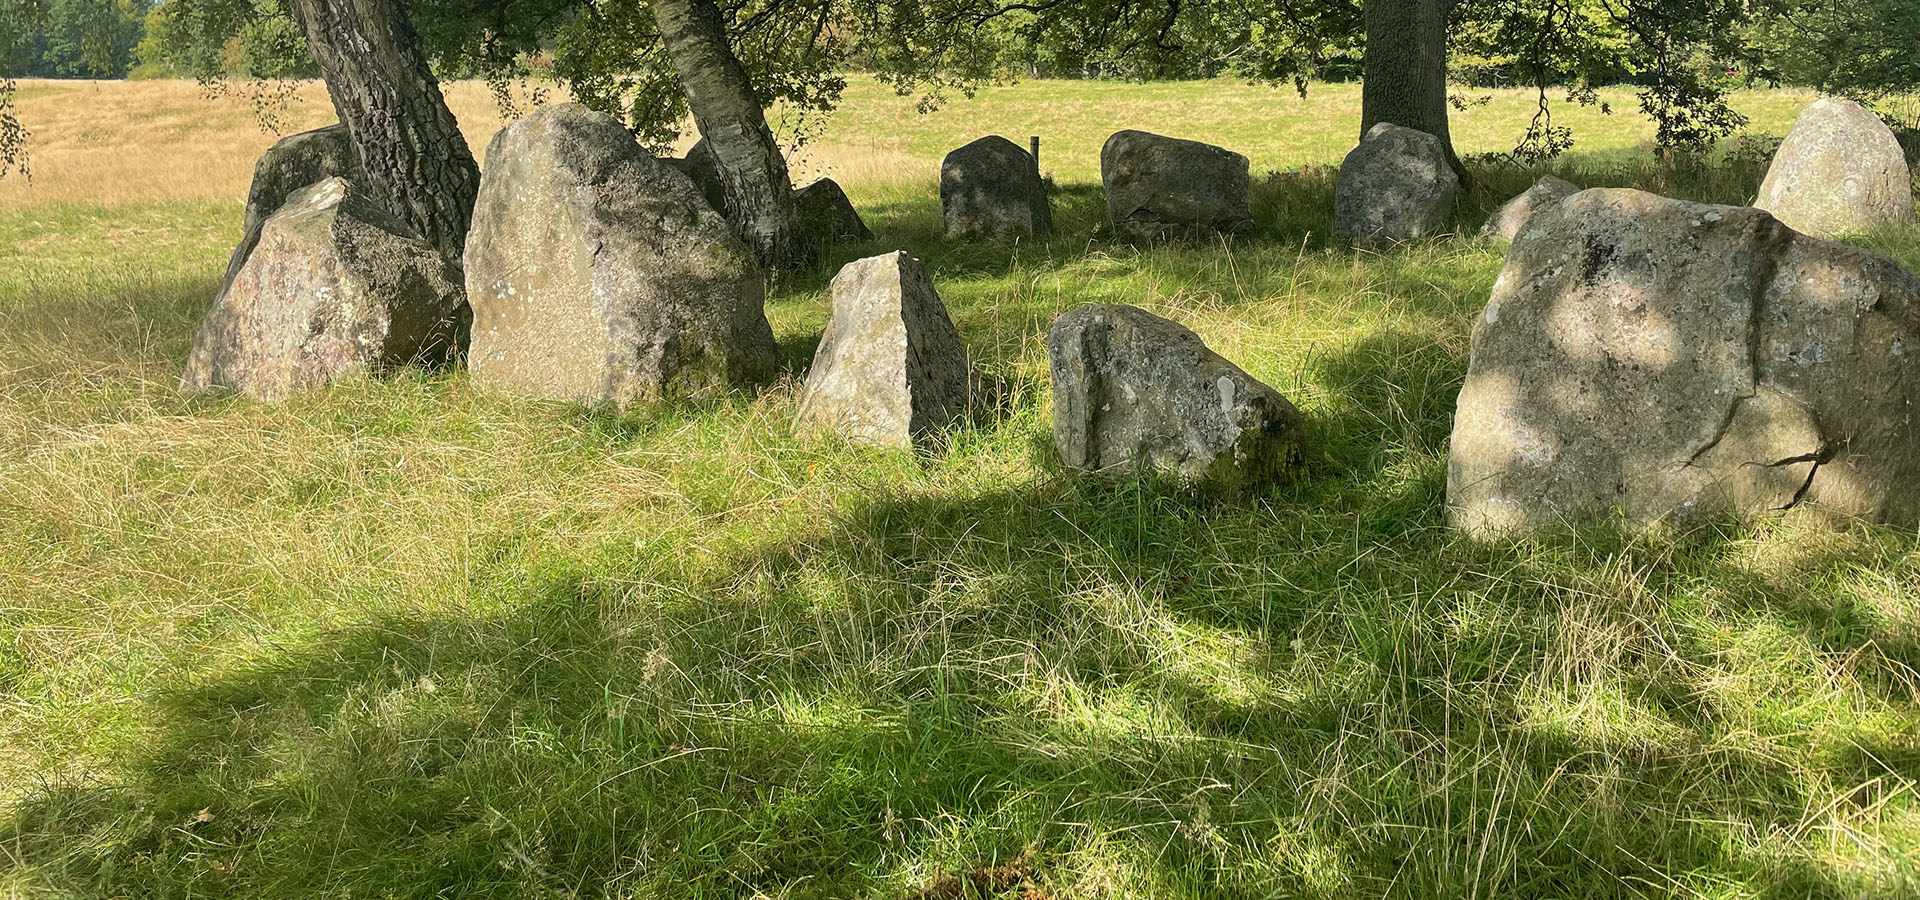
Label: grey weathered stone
xmin=1448 ymin=188 xmax=1920 ymax=538
xmin=1048 ymin=304 xmax=1303 ymax=492
xmin=1479 ymin=175 xmax=1578 ymax=243
xmin=218 ymin=124 xmax=367 ymax=299
xmin=796 ymin=251 xmax=984 ymax=448
xmin=465 ymin=103 xmax=778 ymax=409
xmin=793 ymin=177 xmax=873 ymax=246
xmin=181 ymin=177 xmax=464 ymax=402
xmin=940 ymin=135 xmax=1050 ymax=238
xmin=1101 ymin=130 xmax=1252 ymax=242
xmin=664 ymin=137 xmax=728 ymax=216
xmin=1334 ymin=122 xmax=1460 ymax=245
xmin=1756 ymin=97 xmax=1916 ymax=239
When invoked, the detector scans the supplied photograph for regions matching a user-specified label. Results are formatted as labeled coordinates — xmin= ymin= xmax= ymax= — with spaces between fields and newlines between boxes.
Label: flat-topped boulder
xmin=465 ymin=103 xmax=778 ymax=409
xmin=182 ymin=177 xmax=464 ymax=402
xmin=1048 ymin=304 xmax=1302 ymax=493
xmin=941 ymin=136 xmax=1050 ymax=238
xmin=796 ymin=251 xmax=985 ymax=448
xmin=1101 ymin=130 xmax=1252 ymax=242
xmin=1334 ymin=122 xmax=1460 ymax=245
xmin=1449 ymin=188 xmax=1920 ymax=538
xmin=1479 ymin=175 xmax=1577 ymax=243
xmin=217 ymin=124 xmax=367 ymax=300
xmin=1756 ymin=97 xmax=1915 ymax=238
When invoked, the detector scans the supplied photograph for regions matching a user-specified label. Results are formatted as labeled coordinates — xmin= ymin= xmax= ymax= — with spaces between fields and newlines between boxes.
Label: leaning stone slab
xmin=1449 ymin=188 xmax=1920 ymax=538
xmin=1101 ymin=130 xmax=1252 ymax=242
xmin=1334 ymin=122 xmax=1460 ymax=245
xmin=1757 ymin=97 xmax=1915 ymax=238
xmin=466 ymin=103 xmax=778 ymax=409
xmin=217 ymin=124 xmax=367 ymax=300
xmin=1048 ymin=304 xmax=1303 ymax=492
xmin=793 ymin=177 xmax=873 ymax=247
xmin=181 ymin=177 xmax=464 ymax=402
xmin=796 ymin=251 xmax=983 ymax=448
xmin=1479 ymin=175 xmax=1577 ymax=243
xmin=941 ymin=135 xmax=1050 ymax=238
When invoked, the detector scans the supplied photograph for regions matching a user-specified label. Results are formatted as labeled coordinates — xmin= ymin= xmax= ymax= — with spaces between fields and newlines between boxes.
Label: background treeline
xmin=3 ymin=0 xmax=1915 ymax=101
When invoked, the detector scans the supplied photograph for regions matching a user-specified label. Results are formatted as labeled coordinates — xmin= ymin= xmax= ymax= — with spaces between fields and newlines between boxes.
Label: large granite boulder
xmin=1756 ymin=98 xmax=1915 ymax=239
xmin=1048 ymin=304 xmax=1302 ymax=492
xmin=796 ymin=251 xmax=984 ymax=448
xmin=793 ymin=177 xmax=873 ymax=247
xmin=1449 ymin=188 xmax=1920 ymax=538
xmin=1479 ymin=175 xmax=1578 ymax=243
xmin=465 ymin=103 xmax=778 ymax=409
xmin=217 ymin=124 xmax=367 ymax=299
xmin=181 ymin=178 xmax=464 ymax=402
xmin=941 ymin=136 xmax=1050 ymax=238
xmin=1101 ymin=130 xmax=1252 ymax=242
xmin=1334 ymin=122 xmax=1460 ymax=245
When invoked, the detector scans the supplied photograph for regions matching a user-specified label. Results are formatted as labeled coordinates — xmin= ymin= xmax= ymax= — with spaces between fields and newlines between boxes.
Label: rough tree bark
xmin=286 ymin=0 xmax=480 ymax=270
xmin=1361 ymin=0 xmax=1465 ymax=179
xmin=652 ymin=0 xmax=795 ymax=269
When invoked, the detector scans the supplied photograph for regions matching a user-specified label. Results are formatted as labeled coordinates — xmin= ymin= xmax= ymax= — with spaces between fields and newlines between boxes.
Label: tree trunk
xmin=286 ymin=0 xmax=480 ymax=270
xmin=652 ymin=0 xmax=794 ymax=270
xmin=1362 ymin=0 xmax=1465 ymax=179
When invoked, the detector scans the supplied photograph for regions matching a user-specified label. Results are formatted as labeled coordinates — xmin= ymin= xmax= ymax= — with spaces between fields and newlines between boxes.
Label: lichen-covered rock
xmin=217 ymin=124 xmax=367 ymax=299
xmin=796 ymin=251 xmax=984 ymax=448
xmin=1100 ymin=130 xmax=1252 ymax=242
xmin=1479 ymin=175 xmax=1578 ymax=243
xmin=181 ymin=178 xmax=464 ymax=402
xmin=1334 ymin=122 xmax=1460 ymax=245
xmin=1757 ymin=98 xmax=1915 ymax=239
xmin=1449 ymin=188 xmax=1920 ymax=538
xmin=793 ymin=177 xmax=873 ymax=247
xmin=1048 ymin=304 xmax=1302 ymax=492
xmin=465 ymin=104 xmax=778 ymax=409
xmin=940 ymin=135 xmax=1050 ymax=238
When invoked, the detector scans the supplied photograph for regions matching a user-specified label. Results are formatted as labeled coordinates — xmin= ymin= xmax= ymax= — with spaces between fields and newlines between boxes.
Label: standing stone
xmin=941 ymin=135 xmax=1050 ymax=238
xmin=465 ymin=103 xmax=777 ymax=409
xmin=1449 ymin=188 xmax=1920 ymax=538
xmin=181 ymin=178 xmax=464 ymax=402
xmin=1335 ymin=122 xmax=1460 ymax=245
xmin=663 ymin=137 xmax=729 ymax=216
xmin=217 ymin=124 xmax=368 ymax=299
xmin=1101 ymin=130 xmax=1252 ymax=242
xmin=1048 ymin=304 xmax=1303 ymax=493
xmin=1756 ymin=97 xmax=1916 ymax=239
xmin=793 ymin=177 xmax=873 ymax=246
xmin=796 ymin=251 xmax=983 ymax=448
xmin=1479 ymin=175 xmax=1578 ymax=243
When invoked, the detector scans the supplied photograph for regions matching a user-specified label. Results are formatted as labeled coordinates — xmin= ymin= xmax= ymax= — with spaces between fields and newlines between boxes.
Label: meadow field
xmin=2 ymin=76 xmax=1918 ymax=899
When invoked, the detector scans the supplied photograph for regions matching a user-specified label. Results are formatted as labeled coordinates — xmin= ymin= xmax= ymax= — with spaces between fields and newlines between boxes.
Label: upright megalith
xmin=797 ymin=251 xmax=985 ymax=448
xmin=1757 ymin=98 xmax=1915 ymax=238
xmin=181 ymin=178 xmax=464 ymax=402
xmin=1101 ymin=130 xmax=1252 ymax=242
xmin=1449 ymin=188 xmax=1920 ymax=538
xmin=1048 ymin=304 xmax=1302 ymax=493
xmin=1334 ymin=122 xmax=1460 ymax=245
xmin=1479 ymin=175 xmax=1577 ymax=244
xmin=941 ymin=136 xmax=1050 ymax=238
xmin=664 ymin=137 xmax=729 ymax=216
xmin=793 ymin=177 xmax=873 ymax=247
xmin=217 ymin=124 xmax=368 ymax=300
xmin=465 ymin=103 xmax=778 ymax=409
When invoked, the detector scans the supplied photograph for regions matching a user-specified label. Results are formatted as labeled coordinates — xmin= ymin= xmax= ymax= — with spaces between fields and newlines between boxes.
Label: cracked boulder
xmin=181 ymin=177 xmax=465 ymax=402
xmin=1757 ymin=98 xmax=1915 ymax=239
xmin=941 ymin=135 xmax=1051 ymax=238
xmin=1479 ymin=175 xmax=1577 ymax=244
xmin=466 ymin=104 xmax=778 ymax=409
xmin=1448 ymin=188 xmax=1920 ymax=538
xmin=796 ymin=251 xmax=985 ymax=449
xmin=1101 ymin=130 xmax=1252 ymax=242
xmin=1334 ymin=122 xmax=1460 ymax=245
xmin=1048 ymin=304 xmax=1303 ymax=493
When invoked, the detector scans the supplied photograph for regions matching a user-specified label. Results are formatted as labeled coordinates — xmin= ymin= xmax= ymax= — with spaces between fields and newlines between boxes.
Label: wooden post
xmin=1030 ymin=135 xmax=1041 ymax=176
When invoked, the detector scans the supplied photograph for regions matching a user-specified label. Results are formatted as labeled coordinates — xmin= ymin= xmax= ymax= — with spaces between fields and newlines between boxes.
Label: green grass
xmin=3 ymin=80 xmax=1920 ymax=899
